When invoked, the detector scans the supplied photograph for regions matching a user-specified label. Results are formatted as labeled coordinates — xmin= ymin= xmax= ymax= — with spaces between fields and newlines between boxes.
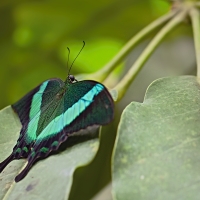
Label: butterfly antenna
xmin=66 ymin=47 xmax=70 ymax=73
xmin=68 ymin=41 xmax=85 ymax=75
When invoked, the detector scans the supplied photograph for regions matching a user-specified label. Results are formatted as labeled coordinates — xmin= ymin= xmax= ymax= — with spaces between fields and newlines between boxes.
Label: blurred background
xmin=0 ymin=0 xmax=174 ymax=109
xmin=0 ymin=1 xmax=197 ymax=199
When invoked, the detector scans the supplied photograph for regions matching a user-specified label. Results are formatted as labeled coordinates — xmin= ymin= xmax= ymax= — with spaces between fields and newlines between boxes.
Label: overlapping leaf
xmin=113 ymin=76 xmax=200 ymax=200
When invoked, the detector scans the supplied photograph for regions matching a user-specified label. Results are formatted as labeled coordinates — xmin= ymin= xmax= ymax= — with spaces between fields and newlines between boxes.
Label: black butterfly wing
xmin=63 ymin=80 xmax=114 ymax=133
xmin=0 ymin=83 xmax=42 ymax=173
xmin=15 ymin=80 xmax=114 ymax=182
xmin=0 ymin=79 xmax=63 ymax=173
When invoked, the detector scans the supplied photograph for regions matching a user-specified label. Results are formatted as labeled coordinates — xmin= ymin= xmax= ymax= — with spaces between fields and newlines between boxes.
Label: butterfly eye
xmin=68 ymin=75 xmax=75 ymax=82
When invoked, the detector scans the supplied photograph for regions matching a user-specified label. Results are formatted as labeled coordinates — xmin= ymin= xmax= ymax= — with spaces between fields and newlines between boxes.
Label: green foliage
xmin=113 ymin=76 xmax=200 ymax=200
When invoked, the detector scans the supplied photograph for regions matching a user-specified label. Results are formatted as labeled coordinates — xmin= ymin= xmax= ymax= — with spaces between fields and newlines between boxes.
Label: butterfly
xmin=0 ymin=43 xmax=114 ymax=182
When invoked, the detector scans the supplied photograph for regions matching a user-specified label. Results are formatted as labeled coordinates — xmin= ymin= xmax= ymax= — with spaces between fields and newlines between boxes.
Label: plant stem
xmin=88 ymin=10 xmax=179 ymax=82
xmin=189 ymin=7 xmax=200 ymax=78
xmin=114 ymin=10 xmax=188 ymax=101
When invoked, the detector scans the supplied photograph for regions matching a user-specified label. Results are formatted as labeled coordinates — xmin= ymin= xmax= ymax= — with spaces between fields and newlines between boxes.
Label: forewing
xmin=63 ymin=80 xmax=114 ymax=133
xmin=0 ymin=79 xmax=64 ymax=174
xmin=12 ymin=78 xmax=64 ymax=149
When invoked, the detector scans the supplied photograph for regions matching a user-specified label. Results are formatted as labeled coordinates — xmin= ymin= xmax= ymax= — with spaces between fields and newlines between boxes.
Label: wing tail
xmin=15 ymin=160 xmax=34 ymax=182
xmin=0 ymin=153 xmax=15 ymax=173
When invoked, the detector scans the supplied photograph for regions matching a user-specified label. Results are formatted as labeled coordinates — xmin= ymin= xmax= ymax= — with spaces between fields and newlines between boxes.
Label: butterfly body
xmin=0 ymin=76 xmax=114 ymax=182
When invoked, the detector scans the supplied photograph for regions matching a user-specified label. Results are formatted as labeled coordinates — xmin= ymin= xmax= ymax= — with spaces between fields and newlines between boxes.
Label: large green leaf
xmin=113 ymin=76 xmax=200 ymax=200
xmin=0 ymin=106 xmax=99 ymax=200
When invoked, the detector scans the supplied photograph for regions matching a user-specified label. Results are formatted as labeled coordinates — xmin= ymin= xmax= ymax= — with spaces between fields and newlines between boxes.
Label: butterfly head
xmin=68 ymin=74 xmax=77 ymax=83
xmin=65 ymin=41 xmax=85 ymax=84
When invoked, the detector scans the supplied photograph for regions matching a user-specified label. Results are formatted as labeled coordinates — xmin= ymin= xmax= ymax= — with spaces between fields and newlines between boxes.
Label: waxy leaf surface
xmin=113 ymin=76 xmax=200 ymax=200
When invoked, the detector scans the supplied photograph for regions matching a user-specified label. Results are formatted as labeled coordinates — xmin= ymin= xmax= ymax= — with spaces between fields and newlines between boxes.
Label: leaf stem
xmin=114 ymin=10 xmax=188 ymax=101
xmin=189 ymin=7 xmax=200 ymax=78
xmin=88 ymin=10 xmax=179 ymax=81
